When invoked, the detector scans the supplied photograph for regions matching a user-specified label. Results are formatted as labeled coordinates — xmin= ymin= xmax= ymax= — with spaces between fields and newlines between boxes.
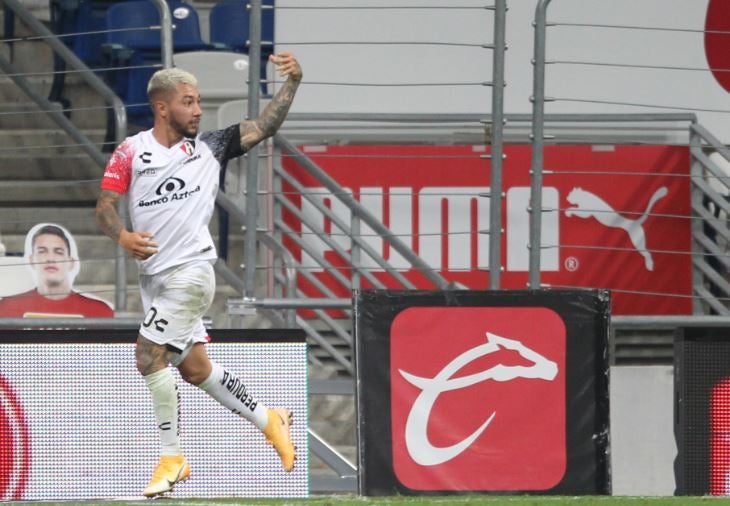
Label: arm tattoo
xmin=96 ymin=189 xmax=125 ymax=242
xmin=241 ymin=77 xmax=300 ymax=151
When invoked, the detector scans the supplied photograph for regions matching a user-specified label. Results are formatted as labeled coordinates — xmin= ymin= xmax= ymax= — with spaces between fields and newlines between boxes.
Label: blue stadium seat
xmin=50 ymin=0 xmax=109 ymax=67
xmin=102 ymin=0 xmax=211 ymax=125
xmin=209 ymin=0 xmax=275 ymax=85
xmin=105 ymin=0 xmax=210 ymax=53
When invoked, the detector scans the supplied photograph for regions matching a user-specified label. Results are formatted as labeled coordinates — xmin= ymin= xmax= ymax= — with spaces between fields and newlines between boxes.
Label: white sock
xmin=144 ymin=368 xmax=182 ymax=456
xmin=198 ymin=361 xmax=269 ymax=430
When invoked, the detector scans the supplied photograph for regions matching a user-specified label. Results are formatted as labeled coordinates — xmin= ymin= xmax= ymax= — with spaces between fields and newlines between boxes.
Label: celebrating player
xmin=95 ymin=52 xmax=302 ymax=497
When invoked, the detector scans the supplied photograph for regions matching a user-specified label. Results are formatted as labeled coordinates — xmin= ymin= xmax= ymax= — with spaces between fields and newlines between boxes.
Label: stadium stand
xmin=102 ymin=0 xmax=211 ymax=125
xmin=209 ymin=0 xmax=274 ymax=84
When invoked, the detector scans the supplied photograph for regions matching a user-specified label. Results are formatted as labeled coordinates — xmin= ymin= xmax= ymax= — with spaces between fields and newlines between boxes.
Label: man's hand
xmin=269 ymin=52 xmax=302 ymax=81
xmin=119 ymin=230 xmax=158 ymax=260
xmin=240 ymin=52 xmax=302 ymax=151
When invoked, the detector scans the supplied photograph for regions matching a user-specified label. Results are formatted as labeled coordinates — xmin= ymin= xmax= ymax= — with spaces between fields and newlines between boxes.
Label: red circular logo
xmin=705 ymin=0 xmax=730 ymax=92
xmin=0 ymin=374 xmax=30 ymax=500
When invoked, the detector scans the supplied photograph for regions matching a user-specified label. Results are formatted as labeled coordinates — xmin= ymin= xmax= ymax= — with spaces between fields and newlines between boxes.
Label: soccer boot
xmin=263 ymin=407 xmax=297 ymax=471
xmin=142 ymin=454 xmax=190 ymax=497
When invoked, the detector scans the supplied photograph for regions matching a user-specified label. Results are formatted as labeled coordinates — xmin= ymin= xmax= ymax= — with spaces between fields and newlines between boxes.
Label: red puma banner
xmin=282 ymin=144 xmax=691 ymax=315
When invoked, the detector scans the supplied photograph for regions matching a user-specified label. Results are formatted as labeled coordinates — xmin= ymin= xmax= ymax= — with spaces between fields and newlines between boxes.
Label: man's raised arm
xmin=240 ymin=51 xmax=302 ymax=152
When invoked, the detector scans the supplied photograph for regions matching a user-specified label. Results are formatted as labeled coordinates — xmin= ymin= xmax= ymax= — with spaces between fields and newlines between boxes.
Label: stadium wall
xmin=258 ymin=0 xmax=730 ymax=140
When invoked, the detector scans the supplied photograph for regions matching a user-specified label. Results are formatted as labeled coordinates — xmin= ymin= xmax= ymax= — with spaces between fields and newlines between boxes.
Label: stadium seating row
xmin=49 ymin=0 xmax=274 ymax=125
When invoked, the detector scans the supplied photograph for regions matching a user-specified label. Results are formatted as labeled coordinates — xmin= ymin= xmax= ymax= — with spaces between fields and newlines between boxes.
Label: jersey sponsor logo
xmin=136 ymin=167 xmax=157 ymax=177
xmin=182 ymin=153 xmax=201 ymax=165
xmin=390 ymin=306 xmax=566 ymax=490
xmin=156 ymin=177 xmax=186 ymax=196
xmin=102 ymin=171 xmax=121 ymax=180
xmin=138 ymin=177 xmax=201 ymax=208
xmin=180 ymin=140 xmax=195 ymax=156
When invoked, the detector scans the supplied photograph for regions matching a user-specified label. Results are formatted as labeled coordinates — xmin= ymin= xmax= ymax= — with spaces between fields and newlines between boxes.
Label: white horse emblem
xmin=398 ymin=332 xmax=558 ymax=466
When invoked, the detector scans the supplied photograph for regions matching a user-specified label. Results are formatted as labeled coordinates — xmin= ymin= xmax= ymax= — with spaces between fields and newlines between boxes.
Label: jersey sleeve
xmin=100 ymin=140 xmax=134 ymax=194
xmin=200 ymin=124 xmax=246 ymax=167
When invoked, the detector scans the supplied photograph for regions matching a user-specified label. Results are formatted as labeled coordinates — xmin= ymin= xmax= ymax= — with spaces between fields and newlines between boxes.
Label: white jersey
xmin=101 ymin=125 xmax=244 ymax=275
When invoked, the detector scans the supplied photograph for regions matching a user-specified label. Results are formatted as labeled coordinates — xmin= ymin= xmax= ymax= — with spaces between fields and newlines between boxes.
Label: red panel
xmin=390 ymin=307 xmax=566 ymax=490
xmin=281 ymin=144 xmax=692 ymax=315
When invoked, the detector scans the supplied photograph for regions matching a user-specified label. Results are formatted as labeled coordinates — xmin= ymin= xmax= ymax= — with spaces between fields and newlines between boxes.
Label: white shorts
xmin=138 ymin=260 xmax=215 ymax=364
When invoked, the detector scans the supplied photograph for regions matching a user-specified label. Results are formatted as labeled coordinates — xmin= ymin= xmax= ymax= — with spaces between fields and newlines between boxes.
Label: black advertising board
xmin=674 ymin=326 xmax=730 ymax=496
xmin=354 ymin=289 xmax=610 ymax=496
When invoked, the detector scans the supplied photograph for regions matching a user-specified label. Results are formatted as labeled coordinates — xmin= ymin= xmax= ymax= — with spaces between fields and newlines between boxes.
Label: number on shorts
xmin=143 ymin=306 xmax=169 ymax=333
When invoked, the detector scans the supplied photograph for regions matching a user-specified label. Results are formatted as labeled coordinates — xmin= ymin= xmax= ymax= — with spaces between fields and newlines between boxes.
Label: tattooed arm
xmin=96 ymin=189 xmax=158 ymax=260
xmin=240 ymin=51 xmax=302 ymax=152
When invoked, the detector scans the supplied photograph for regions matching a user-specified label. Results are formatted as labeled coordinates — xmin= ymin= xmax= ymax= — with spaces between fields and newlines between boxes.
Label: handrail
xmin=273 ymin=157 xmax=416 ymax=289
xmin=3 ymin=0 xmax=127 ymax=155
xmin=275 ymin=134 xmax=451 ymax=290
xmin=1 ymin=0 xmax=129 ymax=311
xmin=216 ymin=190 xmax=298 ymax=327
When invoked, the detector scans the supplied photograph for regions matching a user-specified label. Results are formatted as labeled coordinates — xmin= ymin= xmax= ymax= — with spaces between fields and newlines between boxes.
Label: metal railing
xmin=1 ymin=0 xmax=128 ymax=309
xmin=529 ymin=0 xmax=730 ymax=318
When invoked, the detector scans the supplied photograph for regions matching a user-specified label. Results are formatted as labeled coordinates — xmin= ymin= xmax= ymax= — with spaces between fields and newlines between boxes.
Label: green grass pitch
xmin=5 ymin=496 xmax=730 ymax=506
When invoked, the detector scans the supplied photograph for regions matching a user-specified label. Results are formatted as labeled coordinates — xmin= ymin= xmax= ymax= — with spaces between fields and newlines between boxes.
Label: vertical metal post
xmin=272 ymin=149 xmax=283 ymax=300
xmin=152 ymin=0 xmax=173 ymax=68
xmin=488 ymin=0 xmax=507 ymax=289
xmin=351 ymin=214 xmax=361 ymax=290
xmin=528 ymin=0 xmax=552 ymax=288
xmin=689 ymin=123 xmax=704 ymax=314
xmin=244 ymin=0 xmax=263 ymax=297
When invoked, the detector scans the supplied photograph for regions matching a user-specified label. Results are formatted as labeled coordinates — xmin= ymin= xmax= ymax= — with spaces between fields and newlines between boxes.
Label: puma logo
xmin=565 ymin=187 xmax=668 ymax=271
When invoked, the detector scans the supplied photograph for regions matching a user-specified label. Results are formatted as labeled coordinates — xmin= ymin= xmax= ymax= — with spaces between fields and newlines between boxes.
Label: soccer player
xmin=0 ymin=223 xmax=113 ymax=317
xmin=95 ymin=52 xmax=301 ymax=497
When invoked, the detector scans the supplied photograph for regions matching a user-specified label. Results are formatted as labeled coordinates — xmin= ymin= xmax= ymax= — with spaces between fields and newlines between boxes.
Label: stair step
xmin=0 ymin=180 xmax=100 ymax=203
xmin=0 ymin=207 xmax=97 ymax=234
xmin=0 ymin=154 xmax=103 ymax=180
xmin=0 ymin=101 xmax=109 ymax=130
xmin=0 ymin=127 xmax=106 ymax=146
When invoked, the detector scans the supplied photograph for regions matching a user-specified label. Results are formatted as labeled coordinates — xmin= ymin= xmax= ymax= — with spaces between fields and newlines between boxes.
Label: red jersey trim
xmin=101 ymin=140 xmax=134 ymax=194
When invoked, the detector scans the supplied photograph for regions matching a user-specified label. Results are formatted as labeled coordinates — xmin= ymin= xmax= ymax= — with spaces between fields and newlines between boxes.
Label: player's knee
xmin=178 ymin=367 xmax=206 ymax=386
xmin=135 ymin=336 xmax=168 ymax=375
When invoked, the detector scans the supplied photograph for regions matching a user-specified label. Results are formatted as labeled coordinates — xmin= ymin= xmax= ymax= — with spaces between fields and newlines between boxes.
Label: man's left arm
xmin=240 ymin=52 xmax=302 ymax=152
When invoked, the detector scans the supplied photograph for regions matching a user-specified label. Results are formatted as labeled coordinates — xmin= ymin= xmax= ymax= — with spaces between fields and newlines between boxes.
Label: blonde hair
xmin=147 ymin=67 xmax=198 ymax=102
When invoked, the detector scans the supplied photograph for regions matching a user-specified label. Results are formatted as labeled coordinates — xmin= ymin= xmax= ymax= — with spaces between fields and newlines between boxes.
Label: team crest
xmin=180 ymin=140 xmax=195 ymax=156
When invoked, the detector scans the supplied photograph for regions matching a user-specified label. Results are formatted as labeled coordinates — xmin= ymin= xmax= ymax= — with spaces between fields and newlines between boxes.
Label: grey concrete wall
xmin=610 ymin=365 xmax=675 ymax=496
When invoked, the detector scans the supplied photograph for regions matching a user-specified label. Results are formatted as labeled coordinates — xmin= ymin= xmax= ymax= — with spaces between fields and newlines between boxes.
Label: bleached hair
xmin=147 ymin=67 xmax=198 ymax=101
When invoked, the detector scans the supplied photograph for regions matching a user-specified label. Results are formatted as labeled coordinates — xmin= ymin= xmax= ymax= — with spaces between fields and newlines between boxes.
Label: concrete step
xmin=0 ymin=179 xmax=100 ymax=204
xmin=0 ymin=127 xmax=105 ymax=147
xmin=0 ymin=98 xmax=109 ymax=130
xmin=0 ymin=154 xmax=103 ymax=180
xmin=0 ymin=40 xmax=53 ymax=74
xmin=0 ymin=207 xmax=98 ymax=235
